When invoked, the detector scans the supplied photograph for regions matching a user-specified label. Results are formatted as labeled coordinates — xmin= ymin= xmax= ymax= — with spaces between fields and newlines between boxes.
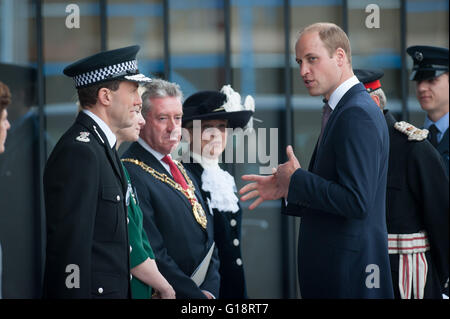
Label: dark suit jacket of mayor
xmin=43 ymin=111 xmax=130 ymax=298
xmin=122 ymin=142 xmax=220 ymax=299
xmin=284 ymin=83 xmax=394 ymax=298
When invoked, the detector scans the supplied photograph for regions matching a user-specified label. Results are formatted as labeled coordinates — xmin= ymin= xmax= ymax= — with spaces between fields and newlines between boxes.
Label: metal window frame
xmin=35 ymin=0 xmax=45 ymax=297
xmin=163 ymin=0 xmax=171 ymax=80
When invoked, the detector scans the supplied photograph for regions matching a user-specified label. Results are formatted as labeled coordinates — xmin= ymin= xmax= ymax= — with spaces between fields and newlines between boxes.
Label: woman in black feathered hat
xmin=181 ymin=85 xmax=254 ymax=299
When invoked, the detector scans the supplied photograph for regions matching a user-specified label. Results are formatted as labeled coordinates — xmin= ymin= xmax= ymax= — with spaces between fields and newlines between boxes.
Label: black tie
xmin=428 ymin=124 xmax=439 ymax=147
xmin=318 ymin=102 xmax=332 ymax=147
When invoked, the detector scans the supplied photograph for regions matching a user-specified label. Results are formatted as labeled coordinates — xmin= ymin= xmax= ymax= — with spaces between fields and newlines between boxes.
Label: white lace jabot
xmin=191 ymin=152 xmax=239 ymax=213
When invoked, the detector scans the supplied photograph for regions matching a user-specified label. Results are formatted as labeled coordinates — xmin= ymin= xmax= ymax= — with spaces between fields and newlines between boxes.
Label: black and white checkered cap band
xmin=73 ymin=60 xmax=138 ymax=88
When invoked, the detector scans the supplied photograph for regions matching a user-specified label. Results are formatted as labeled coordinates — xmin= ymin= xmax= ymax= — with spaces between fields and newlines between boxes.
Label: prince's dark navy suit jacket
xmin=284 ymin=83 xmax=394 ymax=298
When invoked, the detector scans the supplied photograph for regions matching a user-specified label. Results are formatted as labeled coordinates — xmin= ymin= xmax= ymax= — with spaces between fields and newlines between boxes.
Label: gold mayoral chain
xmin=121 ymin=158 xmax=207 ymax=229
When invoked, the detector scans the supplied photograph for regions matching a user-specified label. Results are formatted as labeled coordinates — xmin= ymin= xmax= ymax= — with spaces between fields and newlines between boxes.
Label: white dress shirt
xmin=82 ymin=109 xmax=116 ymax=149
xmin=327 ymin=75 xmax=360 ymax=110
xmin=137 ymin=138 xmax=173 ymax=176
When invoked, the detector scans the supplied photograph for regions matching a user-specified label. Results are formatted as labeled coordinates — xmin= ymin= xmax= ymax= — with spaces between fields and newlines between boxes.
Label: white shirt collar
xmin=424 ymin=112 xmax=449 ymax=133
xmin=327 ymin=75 xmax=360 ymax=110
xmin=137 ymin=138 xmax=172 ymax=175
xmin=82 ymin=109 xmax=116 ymax=149
xmin=137 ymin=138 xmax=166 ymax=160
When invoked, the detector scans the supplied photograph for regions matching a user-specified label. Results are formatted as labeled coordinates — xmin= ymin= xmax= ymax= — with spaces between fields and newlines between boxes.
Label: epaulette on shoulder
xmin=75 ymin=131 xmax=91 ymax=143
xmin=394 ymin=121 xmax=428 ymax=141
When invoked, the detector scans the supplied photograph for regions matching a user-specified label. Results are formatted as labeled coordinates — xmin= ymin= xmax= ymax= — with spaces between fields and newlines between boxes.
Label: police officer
xmin=355 ymin=68 xmax=449 ymax=299
xmin=407 ymin=45 xmax=449 ymax=175
xmin=43 ymin=46 xmax=152 ymax=298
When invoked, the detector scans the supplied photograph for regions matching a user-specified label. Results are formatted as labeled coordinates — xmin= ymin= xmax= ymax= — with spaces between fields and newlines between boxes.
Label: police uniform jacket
xmin=384 ymin=110 xmax=449 ymax=298
xmin=43 ymin=111 xmax=130 ymax=298
xmin=183 ymin=160 xmax=247 ymax=299
xmin=122 ymin=142 xmax=220 ymax=299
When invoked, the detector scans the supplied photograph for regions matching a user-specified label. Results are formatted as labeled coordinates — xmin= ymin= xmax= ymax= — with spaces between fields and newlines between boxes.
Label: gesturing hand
xmin=276 ymin=145 xmax=301 ymax=196
xmin=239 ymin=146 xmax=301 ymax=210
xmin=239 ymin=173 xmax=284 ymax=210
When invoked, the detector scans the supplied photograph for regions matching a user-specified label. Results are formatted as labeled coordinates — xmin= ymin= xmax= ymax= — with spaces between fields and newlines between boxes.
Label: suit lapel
xmin=310 ymin=83 xmax=366 ymax=172
xmin=186 ymin=159 xmax=207 ymax=203
xmin=319 ymin=83 xmax=366 ymax=148
xmin=308 ymin=143 xmax=318 ymax=172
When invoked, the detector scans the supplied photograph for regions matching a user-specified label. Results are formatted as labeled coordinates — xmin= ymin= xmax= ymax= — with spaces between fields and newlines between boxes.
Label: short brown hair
xmin=0 ymin=81 xmax=11 ymax=114
xmin=300 ymin=22 xmax=352 ymax=64
xmin=77 ymin=80 xmax=122 ymax=108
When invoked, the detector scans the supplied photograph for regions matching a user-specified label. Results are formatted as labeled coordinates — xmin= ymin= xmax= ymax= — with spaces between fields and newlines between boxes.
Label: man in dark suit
xmin=407 ymin=46 xmax=449 ymax=175
xmin=122 ymin=79 xmax=220 ymax=299
xmin=355 ymin=68 xmax=449 ymax=299
xmin=43 ymin=46 xmax=152 ymax=298
xmin=240 ymin=22 xmax=393 ymax=298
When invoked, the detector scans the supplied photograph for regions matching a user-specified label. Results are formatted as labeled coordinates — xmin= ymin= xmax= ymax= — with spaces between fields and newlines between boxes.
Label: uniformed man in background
xmin=355 ymin=68 xmax=449 ymax=299
xmin=43 ymin=45 xmax=152 ymax=298
xmin=407 ymin=45 xmax=449 ymax=175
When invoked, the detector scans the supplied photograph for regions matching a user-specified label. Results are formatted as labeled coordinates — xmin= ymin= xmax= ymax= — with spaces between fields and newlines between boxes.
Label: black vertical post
xmin=224 ymin=0 xmax=232 ymax=85
xmin=163 ymin=0 xmax=171 ymax=81
xmin=100 ymin=0 xmax=107 ymax=51
xmin=400 ymin=0 xmax=409 ymax=121
xmin=282 ymin=0 xmax=297 ymax=299
xmin=35 ymin=0 xmax=46 ymax=298
xmin=223 ymin=0 xmax=234 ymax=175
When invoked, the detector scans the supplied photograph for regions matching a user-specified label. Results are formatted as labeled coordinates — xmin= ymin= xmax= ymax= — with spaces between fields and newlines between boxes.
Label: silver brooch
xmin=76 ymin=131 xmax=90 ymax=142
xmin=126 ymin=183 xmax=132 ymax=206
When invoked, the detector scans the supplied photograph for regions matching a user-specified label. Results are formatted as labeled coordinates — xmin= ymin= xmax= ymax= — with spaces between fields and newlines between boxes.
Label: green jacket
xmin=123 ymin=163 xmax=155 ymax=299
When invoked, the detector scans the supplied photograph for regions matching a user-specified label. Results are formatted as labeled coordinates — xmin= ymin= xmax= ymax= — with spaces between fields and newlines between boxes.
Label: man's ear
xmin=97 ymin=87 xmax=111 ymax=106
xmin=371 ymin=94 xmax=381 ymax=107
xmin=335 ymin=48 xmax=346 ymax=66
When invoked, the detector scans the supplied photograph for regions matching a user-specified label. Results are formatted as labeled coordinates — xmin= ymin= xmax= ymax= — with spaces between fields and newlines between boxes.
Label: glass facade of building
xmin=0 ymin=0 xmax=448 ymax=298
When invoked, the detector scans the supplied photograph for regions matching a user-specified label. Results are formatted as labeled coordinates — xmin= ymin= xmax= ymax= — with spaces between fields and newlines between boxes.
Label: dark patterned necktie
xmin=428 ymin=124 xmax=439 ymax=147
xmin=318 ymin=102 xmax=332 ymax=147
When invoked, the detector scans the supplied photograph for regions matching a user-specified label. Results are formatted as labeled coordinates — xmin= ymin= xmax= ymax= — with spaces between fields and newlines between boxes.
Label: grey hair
xmin=370 ymin=88 xmax=387 ymax=110
xmin=141 ymin=79 xmax=183 ymax=118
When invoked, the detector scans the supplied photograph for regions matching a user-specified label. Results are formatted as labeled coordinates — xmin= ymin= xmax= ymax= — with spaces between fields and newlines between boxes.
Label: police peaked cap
xmin=63 ymin=45 xmax=152 ymax=88
xmin=406 ymin=45 xmax=449 ymax=81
